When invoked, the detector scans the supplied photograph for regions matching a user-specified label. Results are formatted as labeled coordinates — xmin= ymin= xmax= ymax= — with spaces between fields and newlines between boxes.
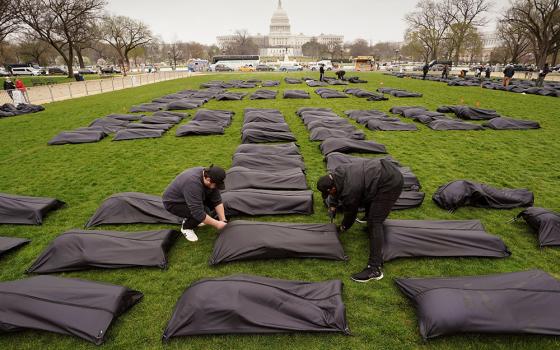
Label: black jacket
xmin=3 ymin=80 xmax=15 ymax=90
xmin=503 ymin=66 xmax=515 ymax=78
xmin=319 ymin=66 xmax=325 ymax=74
xmin=331 ymin=159 xmax=403 ymax=229
xmin=162 ymin=167 xmax=222 ymax=222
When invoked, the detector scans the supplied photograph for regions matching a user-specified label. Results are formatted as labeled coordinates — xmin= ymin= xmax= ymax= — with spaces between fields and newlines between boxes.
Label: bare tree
xmin=17 ymin=35 xmax=59 ymax=65
xmin=224 ymin=29 xmax=259 ymax=55
xmin=442 ymin=0 xmax=490 ymax=64
xmin=100 ymin=15 xmax=153 ymax=74
xmin=504 ymin=0 xmax=560 ymax=67
xmin=0 ymin=0 xmax=19 ymax=44
xmin=14 ymin=0 xmax=105 ymax=77
xmin=166 ymin=41 xmax=183 ymax=70
xmin=301 ymin=37 xmax=327 ymax=59
xmin=405 ymin=0 xmax=450 ymax=61
xmin=496 ymin=17 xmax=531 ymax=63
xmin=348 ymin=39 xmax=371 ymax=57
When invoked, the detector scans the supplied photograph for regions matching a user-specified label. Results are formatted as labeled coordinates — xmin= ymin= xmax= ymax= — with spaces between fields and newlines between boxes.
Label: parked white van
xmin=11 ymin=67 xmax=41 ymax=76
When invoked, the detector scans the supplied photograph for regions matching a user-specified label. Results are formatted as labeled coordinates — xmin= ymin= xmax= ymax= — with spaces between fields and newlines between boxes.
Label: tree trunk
xmin=76 ymin=49 xmax=85 ymax=69
xmin=551 ymin=48 xmax=558 ymax=66
xmin=66 ymin=44 xmax=74 ymax=78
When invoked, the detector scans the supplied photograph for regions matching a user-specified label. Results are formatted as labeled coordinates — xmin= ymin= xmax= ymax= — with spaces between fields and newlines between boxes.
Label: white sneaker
xmin=197 ymin=222 xmax=206 ymax=227
xmin=181 ymin=228 xmax=198 ymax=242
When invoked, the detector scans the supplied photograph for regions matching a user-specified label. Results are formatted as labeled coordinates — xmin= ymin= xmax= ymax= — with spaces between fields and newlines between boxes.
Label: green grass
xmin=1 ymin=71 xmax=560 ymax=350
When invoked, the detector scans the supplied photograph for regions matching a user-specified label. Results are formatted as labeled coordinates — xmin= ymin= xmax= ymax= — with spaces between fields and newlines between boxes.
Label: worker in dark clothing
xmin=3 ymin=78 xmax=15 ymax=100
xmin=441 ymin=64 xmax=449 ymax=79
xmin=485 ymin=65 xmax=491 ymax=79
xmin=162 ymin=165 xmax=227 ymax=242
xmin=422 ymin=63 xmax=429 ymax=80
xmin=317 ymin=158 xmax=404 ymax=282
xmin=536 ymin=63 xmax=550 ymax=87
xmin=336 ymin=70 xmax=346 ymax=80
xmin=319 ymin=64 xmax=325 ymax=81
xmin=503 ymin=64 xmax=515 ymax=87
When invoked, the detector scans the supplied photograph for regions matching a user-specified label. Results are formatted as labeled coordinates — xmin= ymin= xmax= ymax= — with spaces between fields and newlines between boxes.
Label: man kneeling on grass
xmin=163 ymin=165 xmax=227 ymax=242
xmin=317 ymin=158 xmax=403 ymax=282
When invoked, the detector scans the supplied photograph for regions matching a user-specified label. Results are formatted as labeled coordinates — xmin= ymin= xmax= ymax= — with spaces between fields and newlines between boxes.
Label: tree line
xmin=0 ymin=0 xmax=220 ymax=76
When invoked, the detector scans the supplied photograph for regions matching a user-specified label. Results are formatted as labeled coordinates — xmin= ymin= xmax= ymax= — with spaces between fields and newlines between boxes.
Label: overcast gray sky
xmin=106 ymin=0 xmax=511 ymax=45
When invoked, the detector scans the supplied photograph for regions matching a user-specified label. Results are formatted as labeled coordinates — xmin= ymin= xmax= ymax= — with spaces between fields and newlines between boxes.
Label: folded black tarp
xmin=427 ymin=119 xmax=485 ymax=130
xmin=153 ymin=111 xmax=188 ymax=119
xmin=345 ymin=110 xmax=399 ymax=124
xmin=383 ymin=219 xmax=510 ymax=261
xmin=366 ymin=119 xmax=418 ymax=131
xmin=48 ymin=129 xmax=107 ymax=145
xmin=348 ymin=76 xmax=367 ymax=83
xmin=127 ymin=122 xmax=174 ymax=131
xmin=129 ymin=102 xmax=166 ymax=113
xmin=85 ymin=192 xmax=181 ymax=227
xmin=389 ymin=106 xmax=426 ymax=115
xmin=320 ymin=138 xmax=387 ymax=155
xmin=235 ymin=142 xmax=300 ymax=156
xmin=394 ymin=191 xmax=425 ymax=210
xmin=517 ymin=207 xmax=560 ymax=247
xmin=165 ymin=99 xmax=204 ymax=110
xmin=192 ymin=109 xmax=234 ymax=126
xmin=378 ymin=87 xmax=422 ymax=97
xmin=162 ymin=274 xmax=349 ymax=339
xmin=402 ymin=108 xmax=445 ymax=119
xmin=27 ymin=229 xmax=178 ymax=273
xmin=483 ymin=117 xmax=541 ymax=130
xmin=0 ymin=193 xmax=65 ymax=225
xmin=284 ymin=78 xmax=302 ymax=84
xmin=262 ymin=80 xmax=280 ymax=87
xmin=242 ymin=122 xmax=291 ymax=133
xmin=395 ymin=269 xmax=560 ymax=340
xmin=433 ymin=180 xmax=534 ymax=210
xmin=296 ymin=107 xmax=333 ymax=116
xmin=323 ymin=78 xmax=349 ymax=85
xmin=307 ymin=118 xmax=351 ymax=130
xmin=284 ymin=90 xmax=310 ymax=99
xmin=250 ymin=89 xmax=278 ymax=100
xmin=0 ymin=275 xmax=143 ymax=344
xmin=243 ymin=112 xmax=285 ymax=124
xmin=242 ymin=129 xmax=297 ymax=143
xmin=140 ymin=115 xmax=182 ymax=124
xmin=437 ymin=105 xmax=500 ymax=120
xmin=106 ymin=113 xmax=142 ymax=121
xmin=315 ymin=88 xmax=348 ymax=99
xmin=209 ymin=221 xmax=346 ymax=265
xmin=225 ymin=167 xmax=307 ymax=191
xmin=306 ymin=79 xmax=329 ymax=87
xmin=176 ymin=121 xmax=224 ymax=136
xmin=222 ymin=189 xmax=313 ymax=216
xmin=344 ymin=88 xmax=388 ymax=101
xmin=309 ymin=128 xmax=365 ymax=141
xmin=113 ymin=128 xmax=165 ymax=141
xmin=215 ymin=92 xmax=246 ymax=101
xmin=89 ymin=117 xmax=129 ymax=131
xmin=0 ymin=103 xmax=44 ymax=117
xmin=232 ymin=153 xmax=305 ymax=171
xmin=0 ymin=237 xmax=30 ymax=258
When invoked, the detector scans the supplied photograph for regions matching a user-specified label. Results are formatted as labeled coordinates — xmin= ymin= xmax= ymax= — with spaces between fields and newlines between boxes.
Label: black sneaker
xmin=351 ymin=265 xmax=383 ymax=283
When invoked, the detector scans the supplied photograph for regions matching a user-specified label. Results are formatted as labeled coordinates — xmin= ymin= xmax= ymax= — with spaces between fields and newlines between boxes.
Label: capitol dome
xmin=270 ymin=0 xmax=291 ymax=35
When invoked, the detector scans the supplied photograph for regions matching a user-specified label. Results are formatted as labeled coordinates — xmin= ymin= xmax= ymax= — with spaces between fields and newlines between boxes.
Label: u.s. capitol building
xmin=216 ymin=0 xmax=344 ymax=57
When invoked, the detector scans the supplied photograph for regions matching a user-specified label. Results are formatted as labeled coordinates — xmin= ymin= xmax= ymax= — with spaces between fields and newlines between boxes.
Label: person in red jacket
xmin=15 ymin=79 xmax=29 ymax=103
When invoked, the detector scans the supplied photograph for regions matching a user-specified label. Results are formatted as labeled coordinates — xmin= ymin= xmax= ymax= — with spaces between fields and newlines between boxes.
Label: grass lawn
xmin=0 ymin=71 xmax=559 ymax=350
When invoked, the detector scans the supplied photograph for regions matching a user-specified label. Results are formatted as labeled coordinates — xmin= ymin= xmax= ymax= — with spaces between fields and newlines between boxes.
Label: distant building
xmin=216 ymin=0 xmax=344 ymax=57
xmin=481 ymin=31 xmax=503 ymax=62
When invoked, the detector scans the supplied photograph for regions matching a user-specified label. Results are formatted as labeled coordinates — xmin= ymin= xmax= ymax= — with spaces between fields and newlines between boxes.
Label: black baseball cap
xmin=206 ymin=165 xmax=226 ymax=190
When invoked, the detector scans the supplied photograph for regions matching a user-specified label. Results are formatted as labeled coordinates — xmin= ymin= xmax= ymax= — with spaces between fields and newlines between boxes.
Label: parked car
xmin=0 ymin=67 xmax=9 ymax=76
xmin=239 ymin=65 xmax=256 ymax=72
xmin=214 ymin=64 xmax=233 ymax=72
xmin=101 ymin=66 xmax=121 ymax=74
xmin=47 ymin=67 xmax=68 ymax=75
xmin=279 ymin=64 xmax=303 ymax=72
xmin=310 ymin=60 xmax=334 ymax=71
xmin=79 ymin=67 xmax=98 ymax=74
xmin=256 ymin=64 xmax=275 ymax=71
xmin=11 ymin=67 xmax=41 ymax=76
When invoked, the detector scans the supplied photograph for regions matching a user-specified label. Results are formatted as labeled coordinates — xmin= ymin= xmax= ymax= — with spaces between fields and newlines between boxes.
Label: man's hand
xmin=216 ymin=221 xmax=227 ymax=230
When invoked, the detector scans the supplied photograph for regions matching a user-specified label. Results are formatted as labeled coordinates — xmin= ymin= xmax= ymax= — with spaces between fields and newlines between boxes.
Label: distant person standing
xmin=441 ymin=64 xmax=449 ymax=79
xmin=485 ymin=65 xmax=491 ymax=79
xmin=3 ymin=78 xmax=15 ymax=101
xmin=15 ymin=79 xmax=29 ymax=103
xmin=422 ymin=63 xmax=429 ymax=80
xmin=319 ymin=64 xmax=325 ymax=81
xmin=502 ymin=64 xmax=515 ymax=87
xmin=536 ymin=63 xmax=550 ymax=87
